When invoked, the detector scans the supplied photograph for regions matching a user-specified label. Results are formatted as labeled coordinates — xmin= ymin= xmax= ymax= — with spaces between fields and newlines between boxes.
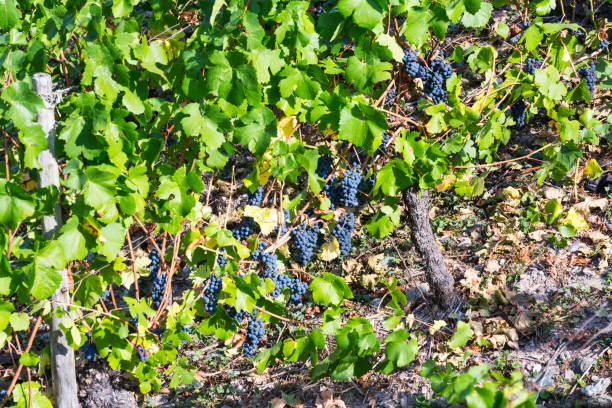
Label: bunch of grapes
xmin=149 ymin=249 xmax=168 ymax=309
xmin=525 ymin=58 xmax=542 ymax=75
xmin=332 ymin=212 xmax=356 ymax=257
xmin=242 ymin=317 xmax=265 ymax=356
xmin=270 ymin=273 xmax=291 ymax=297
xmin=316 ymin=155 xmax=334 ymax=179
xmin=323 ymin=174 xmax=339 ymax=209
xmin=217 ymin=248 xmax=228 ymax=268
xmin=232 ymin=217 xmax=255 ymax=242
xmin=338 ymin=166 xmax=363 ymax=207
xmin=289 ymin=278 xmax=308 ymax=305
xmin=275 ymin=208 xmax=290 ymax=236
xmin=247 ymin=186 xmax=265 ymax=206
xmin=251 ymin=242 xmax=278 ymax=278
xmin=291 ymin=222 xmax=320 ymax=265
xmin=403 ymin=50 xmax=453 ymax=104
xmin=375 ymin=132 xmax=390 ymax=158
xmin=358 ymin=176 xmax=376 ymax=200
xmin=82 ymin=341 xmax=98 ymax=362
xmin=511 ymin=98 xmax=527 ymax=127
xmin=384 ymin=86 xmax=396 ymax=107
xmin=312 ymin=1 xmax=325 ymax=19
xmin=600 ymin=39 xmax=610 ymax=50
xmin=203 ymin=275 xmax=223 ymax=313
xmin=136 ymin=345 xmax=149 ymax=362
xmin=100 ymin=288 xmax=110 ymax=302
xmin=227 ymin=306 xmax=257 ymax=323
xmin=578 ymin=61 xmax=597 ymax=97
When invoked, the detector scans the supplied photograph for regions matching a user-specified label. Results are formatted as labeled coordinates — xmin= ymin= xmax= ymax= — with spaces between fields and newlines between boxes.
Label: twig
xmin=450 ymin=144 xmax=552 ymax=169
xmin=126 ymin=229 xmax=140 ymax=300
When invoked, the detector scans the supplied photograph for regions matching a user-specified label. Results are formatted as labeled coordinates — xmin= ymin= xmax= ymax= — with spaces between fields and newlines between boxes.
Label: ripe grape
xmin=289 ymin=278 xmax=308 ymax=305
xmin=525 ymin=58 xmax=542 ymax=75
xmin=232 ymin=217 xmax=255 ymax=242
xmin=218 ymin=248 xmax=228 ymax=268
xmin=578 ymin=62 xmax=597 ymax=97
xmin=204 ymin=275 xmax=223 ymax=313
xmin=149 ymin=249 xmax=168 ymax=309
xmin=385 ymin=86 xmax=396 ymax=107
xmin=291 ymin=222 xmax=320 ymax=265
xmin=316 ymin=155 xmax=334 ymax=179
xmin=599 ymin=39 xmax=609 ymax=50
xmin=270 ymin=273 xmax=291 ymax=297
xmin=332 ymin=212 xmax=355 ymax=257
xmin=376 ymin=132 xmax=390 ymax=158
xmin=136 ymin=345 xmax=149 ymax=362
xmin=247 ymin=186 xmax=265 ymax=206
xmin=338 ymin=167 xmax=362 ymax=207
xmin=242 ymin=317 xmax=265 ymax=356
xmin=511 ymin=98 xmax=527 ymax=127
xmin=82 ymin=341 xmax=98 ymax=362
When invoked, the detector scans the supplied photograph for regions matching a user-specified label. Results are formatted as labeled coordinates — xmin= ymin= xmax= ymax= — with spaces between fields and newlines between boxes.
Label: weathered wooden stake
xmin=33 ymin=73 xmax=79 ymax=408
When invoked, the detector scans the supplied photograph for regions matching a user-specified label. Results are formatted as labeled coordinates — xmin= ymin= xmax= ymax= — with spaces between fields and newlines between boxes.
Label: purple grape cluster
xmin=232 ymin=217 xmax=255 ymax=242
xmin=150 ymin=249 xmax=167 ymax=309
xmin=204 ymin=275 xmax=223 ymax=313
xmin=316 ymin=155 xmax=334 ymax=178
xmin=332 ymin=213 xmax=356 ymax=257
xmin=242 ymin=317 xmax=265 ymax=356
xmin=578 ymin=61 xmax=597 ymax=97
xmin=251 ymin=242 xmax=278 ymax=278
xmin=385 ymin=86 xmax=396 ymax=107
xmin=600 ymin=39 xmax=610 ymax=50
xmin=376 ymin=131 xmax=390 ymax=157
xmin=511 ymin=98 xmax=527 ymax=127
xmin=323 ymin=174 xmax=339 ymax=209
xmin=338 ymin=166 xmax=363 ymax=207
xmin=270 ymin=273 xmax=291 ymax=297
xmin=289 ymin=278 xmax=308 ymax=305
xmin=247 ymin=186 xmax=265 ymax=206
xmin=403 ymin=50 xmax=453 ymax=104
xmin=82 ymin=341 xmax=98 ymax=362
xmin=525 ymin=58 xmax=542 ymax=75
xmin=291 ymin=222 xmax=320 ymax=265
xmin=217 ymin=248 xmax=228 ymax=268
xmin=136 ymin=345 xmax=149 ymax=362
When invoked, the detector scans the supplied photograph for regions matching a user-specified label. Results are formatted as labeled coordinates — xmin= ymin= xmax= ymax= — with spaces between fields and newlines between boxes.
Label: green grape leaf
xmin=585 ymin=159 xmax=603 ymax=179
xmin=338 ymin=103 xmax=387 ymax=154
xmin=12 ymin=382 xmax=52 ymax=408
xmin=534 ymin=66 xmax=567 ymax=101
xmin=0 ymin=0 xmax=20 ymax=30
xmin=448 ymin=321 xmax=473 ymax=348
xmin=30 ymin=262 xmax=62 ymax=300
xmin=461 ymin=1 xmax=492 ymax=28
xmin=1 ymin=80 xmax=44 ymax=129
xmin=0 ymin=182 xmax=35 ymax=229
xmin=19 ymin=351 xmax=40 ymax=367
xmin=98 ymin=223 xmax=126 ymax=261
xmin=337 ymin=0 xmax=384 ymax=29
xmin=403 ymin=7 xmax=431 ymax=46
xmin=310 ymin=273 xmax=353 ymax=306
xmin=10 ymin=312 xmax=29 ymax=331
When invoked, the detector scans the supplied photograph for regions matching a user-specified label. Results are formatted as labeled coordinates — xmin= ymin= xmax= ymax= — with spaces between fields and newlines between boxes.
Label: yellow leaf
xmin=244 ymin=205 xmax=280 ymax=236
xmin=502 ymin=186 xmax=520 ymax=200
xmin=320 ymin=238 xmax=340 ymax=261
xmin=436 ymin=174 xmax=454 ymax=192
xmin=562 ymin=208 xmax=588 ymax=231
xmin=367 ymin=253 xmax=385 ymax=274
xmin=429 ymin=320 xmax=447 ymax=335
xmin=277 ymin=116 xmax=297 ymax=140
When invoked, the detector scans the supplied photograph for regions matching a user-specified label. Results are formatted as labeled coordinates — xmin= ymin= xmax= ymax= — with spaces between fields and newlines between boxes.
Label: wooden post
xmin=32 ymin=73 xmax=80 ymax=408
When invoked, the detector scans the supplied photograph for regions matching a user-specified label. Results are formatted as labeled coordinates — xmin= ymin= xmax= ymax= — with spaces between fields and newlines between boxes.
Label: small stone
xmin=564 ymin=369 xmax=575 ymax=380
xmin=583 ymin=378 xmax=611 ymax=397
xmin=574 ymin=355 xmax=596 ymax=374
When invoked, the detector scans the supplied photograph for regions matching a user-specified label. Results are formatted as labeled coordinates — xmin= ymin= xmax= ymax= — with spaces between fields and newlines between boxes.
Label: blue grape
xmin=251 ymin=242 xmax=278 ymax=278
xmin=149 ymin=249 xmax=168 ymax=310
xmin=316 ymin=155 xmax=334 ymax=179
xmin=270 ymin=273 xmax=291 ymax=297
xmin=291 ymin=222 xmax=320 ymax=265
xmin=338 ymin=167 xmax=362 ymax=207
xmin=511 ymin=98 xmax=527 ymax=127
xmin=578 ymin=62 xmax=597 ymax=97
xmin=232 ymin=217 xmax=256 ymax=242
xmin=204 ymin=275 xmax=223 ymax=313
xmin=599 ymin=39 xmax=610 ymax=50
xmin=218 ymin=248 xmax=228 ymax=268
xmin=242 ymin=317 xmax=265 ymax=356
xmin=82 ymin=341 xmax=98 ymax=362
xmin=376 ymin=132 xmax=390 ymax=157
xmin=385 ymin=86 xmax=396 ymax=107
xmin=288 ymin=278 xmax=308 ymax=305
xmin=247 ymin=186 xmax=265 ymax=206
xmin=525 ymin=58 xmax=542 ymax=75
xmin=332 ymin=212 xmax=355 ymax=257
xmin=136 ymin=345 xmax=149 ymax=362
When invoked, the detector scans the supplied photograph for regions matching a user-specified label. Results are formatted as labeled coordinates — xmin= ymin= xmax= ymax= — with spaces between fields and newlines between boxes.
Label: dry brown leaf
xmin=573 ymin=197 xmax=608 ymax=215
xmin=315 ymin=387 xmax=346 ymax=408
xmin=270 ymin=397 xmax=287 ymax=408
xmin=367 ymin=253 xmax=385 ymax=273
